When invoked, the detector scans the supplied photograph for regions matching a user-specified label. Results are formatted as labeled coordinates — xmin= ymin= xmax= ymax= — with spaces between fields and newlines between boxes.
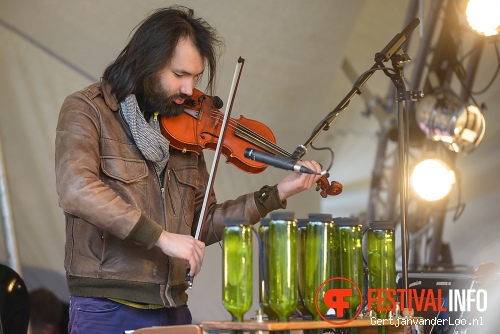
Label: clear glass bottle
xmin=296 ymin=218 xmax=311 ymax=317
xmin=258 ymin=217 xmax=278 ymax=320
xmin=304 ymin=213 xmax=336 ymax=321
xmin=268 ymin=211 xmax=298 ymax=323
xmin=335 ymin=216 xmax=364 ymax=331
xmin=222 ymin=217 xmax=253 ymax=323
xmin=367 ymin=220 xmax=395 ymax=334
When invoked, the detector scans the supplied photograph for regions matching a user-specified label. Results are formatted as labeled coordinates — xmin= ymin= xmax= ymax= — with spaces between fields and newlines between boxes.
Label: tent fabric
xmin=1 ymin=0 xmax=499 ymax=323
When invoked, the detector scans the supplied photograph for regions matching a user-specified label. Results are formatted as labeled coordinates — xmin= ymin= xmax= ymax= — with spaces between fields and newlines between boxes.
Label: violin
xmin=160 ymin=88 xmax=342 ymax=197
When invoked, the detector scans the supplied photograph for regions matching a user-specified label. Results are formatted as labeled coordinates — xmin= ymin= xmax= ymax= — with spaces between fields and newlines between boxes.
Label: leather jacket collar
xmin=100 ymin=78 xmax=120 ymax=112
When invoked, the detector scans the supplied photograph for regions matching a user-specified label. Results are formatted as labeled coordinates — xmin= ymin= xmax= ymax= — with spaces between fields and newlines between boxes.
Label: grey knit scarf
xmin=121 ymin=94 xmax=170 ymax=175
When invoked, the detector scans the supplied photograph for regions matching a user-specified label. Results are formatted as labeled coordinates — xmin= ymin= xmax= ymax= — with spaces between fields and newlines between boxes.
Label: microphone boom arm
xmin=291 ymin=18 xmax=420 ymax=161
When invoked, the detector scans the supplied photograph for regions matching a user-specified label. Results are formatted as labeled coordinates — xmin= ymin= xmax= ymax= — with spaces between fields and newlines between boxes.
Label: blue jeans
xmin=68 ymin=296 xmax=192 ymax=334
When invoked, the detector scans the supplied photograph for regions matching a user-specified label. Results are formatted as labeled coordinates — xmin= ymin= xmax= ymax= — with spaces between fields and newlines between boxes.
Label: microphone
xmin=375 ymin=18 xmax=420 ymax=62
xmin=401 ymin=17 xmax=420 ymax=38
xmin=244 ymin=148 xmax=323 ymax=175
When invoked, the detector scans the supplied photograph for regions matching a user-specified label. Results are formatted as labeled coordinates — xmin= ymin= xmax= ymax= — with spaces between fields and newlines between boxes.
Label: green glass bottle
xmin=367 ymin=221 xmax=395 ymax=334
xmin=304 ymin=213 xmax=336 ymax=321
xmin=268 ymin=211 xmax=298 ymax=323
xmin=258 ymin=218 xmax=279 ymax=320
xmin=335 ymin=217 xmax=364 ymax=334
xmin=296 ymin=218 xmax=311 ymax=317
xmin=222 ymin=217 xmax=253 ymax=323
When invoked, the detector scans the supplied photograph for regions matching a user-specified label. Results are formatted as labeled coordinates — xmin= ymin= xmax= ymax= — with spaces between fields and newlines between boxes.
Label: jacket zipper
xmin=158 ymin=169 xmax=170 ymax=230
xmin=149 ymin=111 xmax=170 ymax=229
xmin=165 ymin=169 xmax=177 ymax=218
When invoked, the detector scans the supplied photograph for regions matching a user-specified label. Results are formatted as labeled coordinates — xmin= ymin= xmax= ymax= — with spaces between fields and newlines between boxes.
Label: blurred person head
xmin=29 ymin=288 xmax=63 ymax=334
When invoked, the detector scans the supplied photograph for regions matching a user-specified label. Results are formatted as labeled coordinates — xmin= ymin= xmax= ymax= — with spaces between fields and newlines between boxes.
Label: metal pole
xmin=409 ymin=0 xmax=443 ymax=91
xmin=397 ymin=92 xmax=410 ymax=310
xmin=0 ymin=133 xmax=22 ymax=276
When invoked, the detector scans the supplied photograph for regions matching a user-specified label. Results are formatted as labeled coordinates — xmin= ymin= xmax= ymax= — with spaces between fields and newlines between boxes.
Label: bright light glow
xmin=411 ymin=159 xmax=456 ymax=201
xmin=466 ymin=0 xmax=500 ymax=36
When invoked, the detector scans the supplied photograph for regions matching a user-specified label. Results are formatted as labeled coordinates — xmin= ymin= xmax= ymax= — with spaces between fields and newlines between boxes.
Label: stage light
xmin=466 ymin=0 xmax=500 ymax=36
xmin=411 ymin=159 xmax=456 ymax=201
xmin=415 ymin=91 xmax=486 ymax=153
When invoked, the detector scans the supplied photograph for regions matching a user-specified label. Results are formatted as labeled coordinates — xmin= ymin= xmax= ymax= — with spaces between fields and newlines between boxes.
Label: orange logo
xmin=314 ymin=277 xmax=363 ymax=325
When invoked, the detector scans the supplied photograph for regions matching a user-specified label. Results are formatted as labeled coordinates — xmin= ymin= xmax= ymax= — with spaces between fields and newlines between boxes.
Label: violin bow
xmin=188 ymin=57 xmax=245 ymax=287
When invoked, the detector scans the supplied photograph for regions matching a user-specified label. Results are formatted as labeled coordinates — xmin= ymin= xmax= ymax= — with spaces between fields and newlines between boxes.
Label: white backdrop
xmin=1 ymin=0 xmax=499 ymax=323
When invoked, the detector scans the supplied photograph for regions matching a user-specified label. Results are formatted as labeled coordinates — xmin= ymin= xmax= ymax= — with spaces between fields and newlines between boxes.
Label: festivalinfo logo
xmin=314 ymin=277 xmax=488 ymax=326
xmin=366 ymin=288 xmax=488 ymax=313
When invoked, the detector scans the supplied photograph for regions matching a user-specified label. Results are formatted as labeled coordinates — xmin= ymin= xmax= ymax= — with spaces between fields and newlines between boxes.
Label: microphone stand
xmin=291 ymin=18 xmax=422 ymax=316
xmin=380 ymin=49 xmax=423 ymax=317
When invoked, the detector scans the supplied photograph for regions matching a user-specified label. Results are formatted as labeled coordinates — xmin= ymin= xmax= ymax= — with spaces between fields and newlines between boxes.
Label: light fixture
xmin=465 ymin=0 xmax=500 ymax=36
xmin=415 ymin=91 xmax=486 ymax=153
xmin=411 ymin=158 xmax=456 ymax=201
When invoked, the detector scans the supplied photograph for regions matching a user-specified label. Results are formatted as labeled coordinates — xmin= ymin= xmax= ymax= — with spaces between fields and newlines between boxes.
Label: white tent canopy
xmin=1 ymin=0 xmax=499 ymax=323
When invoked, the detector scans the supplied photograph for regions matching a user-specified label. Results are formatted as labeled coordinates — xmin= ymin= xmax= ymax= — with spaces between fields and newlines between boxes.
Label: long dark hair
xmin=103 ymin=5 xmax=223 ymax=102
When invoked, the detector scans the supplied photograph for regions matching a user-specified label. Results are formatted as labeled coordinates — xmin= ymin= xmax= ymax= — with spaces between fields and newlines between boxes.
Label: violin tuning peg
xmin=212 ymin=96 xmax=224 ymax=109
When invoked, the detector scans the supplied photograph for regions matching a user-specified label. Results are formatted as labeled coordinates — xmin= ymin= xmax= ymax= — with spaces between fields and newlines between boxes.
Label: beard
xmin=142 ymin=75 xmax=188 ymax=118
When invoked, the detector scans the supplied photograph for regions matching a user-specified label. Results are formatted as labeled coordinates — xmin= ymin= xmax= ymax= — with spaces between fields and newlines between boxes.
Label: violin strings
xmin=235 ymin=124 xmax=291 ymax=156
xmin=205 ymin=111 xmax=292 ymax=157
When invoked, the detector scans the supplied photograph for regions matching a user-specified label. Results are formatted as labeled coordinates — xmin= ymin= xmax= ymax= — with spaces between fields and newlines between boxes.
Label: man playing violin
xmin=55 ymin=5 xmax=322 ymax=334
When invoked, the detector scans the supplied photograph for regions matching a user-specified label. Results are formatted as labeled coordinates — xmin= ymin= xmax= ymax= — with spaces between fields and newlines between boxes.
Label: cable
xmin=454 ymin=39 xmax=499 ymax=107
xmin=471 ymin=40 xmax=500 ymax=95
xmin=310 ymin=142 xmax=335 ymax=172
xmin=452 ymin=172 xmax=466 ymax=222
xmin=354 ymin=67 xmax=397 ymax=88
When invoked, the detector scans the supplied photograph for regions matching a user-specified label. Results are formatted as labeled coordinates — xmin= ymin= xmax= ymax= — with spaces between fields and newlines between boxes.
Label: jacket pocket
xmin=167 ymin=166 xmax=199 ymax=231
xmin=101 ymin=156 xmax=148 ymax=183
xmin=171 ymin=166 xmax=198 ymax=189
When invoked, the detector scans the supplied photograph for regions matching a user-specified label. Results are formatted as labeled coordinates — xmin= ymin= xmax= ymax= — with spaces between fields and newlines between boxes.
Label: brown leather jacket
xmin=55 ymin=80 xmax=284 ymax=307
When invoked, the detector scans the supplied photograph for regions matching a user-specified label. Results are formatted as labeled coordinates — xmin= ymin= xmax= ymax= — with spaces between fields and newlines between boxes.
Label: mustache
xmin=169 ymin=93 xmax=190 ymax=101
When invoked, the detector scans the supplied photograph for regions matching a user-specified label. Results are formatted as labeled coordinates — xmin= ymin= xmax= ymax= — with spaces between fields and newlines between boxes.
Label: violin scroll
xmin=315 ymin=172 xmax=343 ymax=198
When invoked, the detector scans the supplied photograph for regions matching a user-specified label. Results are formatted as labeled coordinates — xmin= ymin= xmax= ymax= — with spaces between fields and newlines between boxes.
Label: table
xmin=202 ymin=317 xmax=424 ymax=333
